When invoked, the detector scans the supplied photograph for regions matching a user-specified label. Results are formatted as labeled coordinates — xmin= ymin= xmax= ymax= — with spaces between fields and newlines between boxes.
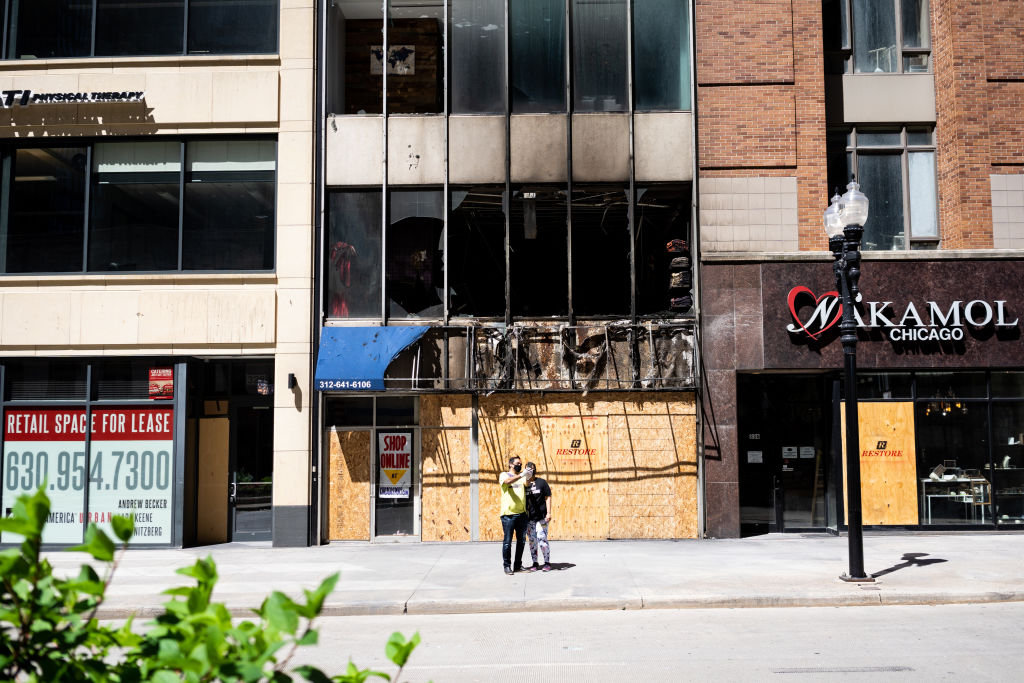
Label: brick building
xmin=699 ymin=0 xmax=1024 ymax=536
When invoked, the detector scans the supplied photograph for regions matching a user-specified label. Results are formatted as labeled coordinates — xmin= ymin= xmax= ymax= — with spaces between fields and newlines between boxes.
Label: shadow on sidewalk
xmin=872 ymin=552 xmax=948 ymax=578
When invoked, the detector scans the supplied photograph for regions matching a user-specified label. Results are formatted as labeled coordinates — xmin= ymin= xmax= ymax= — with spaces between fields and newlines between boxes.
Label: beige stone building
xmin=0 ymin=0 xmax=315 ymax=547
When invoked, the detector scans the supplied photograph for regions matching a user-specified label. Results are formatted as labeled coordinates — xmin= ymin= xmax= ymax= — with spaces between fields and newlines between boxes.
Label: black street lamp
xmin=824 ymin=179 xmax=875 ymax=583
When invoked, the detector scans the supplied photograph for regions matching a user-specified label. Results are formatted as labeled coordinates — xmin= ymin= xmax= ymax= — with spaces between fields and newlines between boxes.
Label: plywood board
xmin=607 ymin=413 xmax=698 ymax=539
xmin=841 ymin=401 xmax=919 ymax=525
xmin=421 ymin=428 xmax=471 ymax=541
xmin=477 ymin=394 xmax=699 ymax=541
xmin=421 ymin=394 xmax=472 ymax=428
xmin=196 ymin=417 xmax=229 ymax=545
xmin=328 ymin=430 xmax=371 ymax=540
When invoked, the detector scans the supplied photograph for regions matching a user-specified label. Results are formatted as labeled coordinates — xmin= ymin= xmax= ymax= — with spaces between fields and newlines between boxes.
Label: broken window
xmin=571 ymin=186 xmax=630 ymax=317
xmin=510 ymin=187 xmax=569 ymax=317
xmin=326 ymin=190 xmax=382 ymax=319
xmin=634 ymin=187 xmax=691 ymax=316
xmin=449 ymin=187 xmax=507 ymax=318
xmin=387 ymin=190 xmax=445 ymax=318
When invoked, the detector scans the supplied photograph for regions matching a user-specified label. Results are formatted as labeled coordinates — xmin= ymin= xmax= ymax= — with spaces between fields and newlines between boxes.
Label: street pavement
xmin=41 ymin=532 xmax=1024 ymax=619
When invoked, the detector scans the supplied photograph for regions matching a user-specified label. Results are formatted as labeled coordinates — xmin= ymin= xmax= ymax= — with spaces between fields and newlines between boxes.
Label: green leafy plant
xmin=0 ymin=486 xmax=422 ymax=682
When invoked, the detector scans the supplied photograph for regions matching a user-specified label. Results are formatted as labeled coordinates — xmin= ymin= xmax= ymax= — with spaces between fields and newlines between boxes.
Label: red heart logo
xmin=787 ymin=286 xmax=841 ymax=340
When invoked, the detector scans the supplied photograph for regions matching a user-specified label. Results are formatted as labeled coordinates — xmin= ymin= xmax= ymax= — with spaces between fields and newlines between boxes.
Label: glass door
xmin=373 ymin=429 xmax=417 ymax=537
xmin=229 ymin=402 xmax=273 ymax=541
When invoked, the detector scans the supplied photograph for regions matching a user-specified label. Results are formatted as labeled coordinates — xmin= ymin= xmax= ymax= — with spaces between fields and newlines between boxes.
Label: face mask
xmin=513 ymin=464 xmax=522 ymax=473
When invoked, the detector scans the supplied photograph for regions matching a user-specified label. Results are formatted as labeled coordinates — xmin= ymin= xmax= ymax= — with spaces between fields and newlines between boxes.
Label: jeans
xmin=501 ymin=512 xmax=528 ymax=569
xmin=526 ymin=519 xmax=550 ymax=566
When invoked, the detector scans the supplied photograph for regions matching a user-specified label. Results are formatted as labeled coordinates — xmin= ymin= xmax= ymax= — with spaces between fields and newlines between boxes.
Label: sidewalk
xmin=43 ymin=533 xmax=1024 ymax=619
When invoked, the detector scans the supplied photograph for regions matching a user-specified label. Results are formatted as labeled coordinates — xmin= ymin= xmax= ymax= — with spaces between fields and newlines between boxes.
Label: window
xmin=328 ymin=0 xmax=692 ymax=115
xmin=511 ymin=0 xmax=567 ymax=113
xmin=4 ymin=0 xmax=277 ymax=59
xmin=573 ymin=0 xmax=627 ymax=112
xmin=325 ymin=184 xmax=692 ymax=321
xmin=633 ymin=0 xmax=691 ymax=110
xmin=449 ymin=187 xmax=506 ymax=317
xmin=387 ymin=190 xmax=444 ymax=317
xmin=824 ymin=0 xmax=930 ymax=74
xmin=0 ymin=138 xmax=277 ymax=274
xmin=450 ymin=0 xmax=506 ymax=114
xmin=326 ymin=190 xmax=383 ymax=318
xmin=181 ymin=140 xmax=276 ymax=270
xmin=510 ymin=187 xmax=568 ymax=316
xmin=827 ymin=127 xmax=937 ymax=251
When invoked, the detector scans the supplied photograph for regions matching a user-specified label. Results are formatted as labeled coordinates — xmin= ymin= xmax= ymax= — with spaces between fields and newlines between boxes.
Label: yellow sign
xmin=382 ymin=468 xmax=407 ymax=486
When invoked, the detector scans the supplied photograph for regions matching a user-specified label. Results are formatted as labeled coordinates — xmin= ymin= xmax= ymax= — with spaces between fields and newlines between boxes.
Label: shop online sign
xmin=379 ymin=433 xmax=412 ymax=498
xmin=2 ymin=407 xmax=174 ymax=544
xmin=786 ymin=286 xmax=1019 ymax=342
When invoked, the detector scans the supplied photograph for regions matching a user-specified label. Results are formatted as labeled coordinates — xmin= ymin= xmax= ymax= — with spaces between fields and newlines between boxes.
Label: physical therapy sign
xmin=378 ymin=432 xmax=412 ymax=498
xmin=786 ymin=286 xmax=1019 ymax=343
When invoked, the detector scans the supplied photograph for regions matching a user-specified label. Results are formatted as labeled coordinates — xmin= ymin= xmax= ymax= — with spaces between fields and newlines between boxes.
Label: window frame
xmin=835 ymin=126 xmax=938 ymax=251
xmin=0 ymin=136 xmax=278 ymax=275
xmin=1 ymin=0 xmax=280 ymax=60
xmin=826 ymin=0 xmax=931 ymax=75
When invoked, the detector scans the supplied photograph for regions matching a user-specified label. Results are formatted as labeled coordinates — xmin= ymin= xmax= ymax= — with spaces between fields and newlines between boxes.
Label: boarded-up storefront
xmin=325 ymin=392 xmax=698 ymax=542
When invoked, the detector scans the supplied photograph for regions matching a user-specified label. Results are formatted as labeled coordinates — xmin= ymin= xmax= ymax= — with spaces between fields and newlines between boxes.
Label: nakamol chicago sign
xmin=759 ymin=260 xmax=1024 ymax=369
xmin=786 ymin=286 xmax=1018 ymax=343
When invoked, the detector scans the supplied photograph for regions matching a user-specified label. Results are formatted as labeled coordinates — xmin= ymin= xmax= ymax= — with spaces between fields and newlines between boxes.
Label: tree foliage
xmin=0 ymin=486 xmax=421 ymax=682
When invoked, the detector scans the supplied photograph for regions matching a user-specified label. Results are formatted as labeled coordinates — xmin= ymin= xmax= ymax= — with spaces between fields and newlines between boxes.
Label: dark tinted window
xmin=188 ymin=0 xmax=278 ymax=54
xmin=449 ymin=187 xmax=506 ymax=317
xmin=510 ymin=0 xmax=566 ymax=113
xmin=572 ymin=187 xmax=630 ymax=316
xmin=181 ymin=140 xmax=276 ymax=270
xmin=96 ymin=0 xmax=185 ymax=56
xmin=5 ymin=147 xmax=87 ymax=273
xmin=510 ymin=187 xmax=568 ymax=316
xmin=324 ymin=397 xmax=374 ymax=427
xmin=8 ymin=0 xmax=90 ymax=59
xmin=4 ymin=359 xmax=87 ymax=401
xmin=88 ymin=142 xmax=181 ymax=272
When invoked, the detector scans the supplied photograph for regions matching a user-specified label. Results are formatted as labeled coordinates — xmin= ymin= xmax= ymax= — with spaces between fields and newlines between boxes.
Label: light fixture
xmin=839 ymin=178 xmax=869 ymax=228
xmin=823 ymin=191 xmax=844 ymax=240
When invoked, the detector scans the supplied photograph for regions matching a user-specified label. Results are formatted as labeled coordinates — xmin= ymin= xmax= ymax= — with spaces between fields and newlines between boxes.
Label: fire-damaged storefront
xmin=702 ymin=258 xmax=1024 ymax=536
xmin=315 ymin=321 xmax=699 ymax=543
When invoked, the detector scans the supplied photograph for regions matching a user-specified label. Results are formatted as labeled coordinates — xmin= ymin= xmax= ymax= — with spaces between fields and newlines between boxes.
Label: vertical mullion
xmin=178 ymin=142 xmax=185 ymax=270
xmin=627 ymin=0 xmax=636 ymax=324
xmin=893 ymin=0 xmax=903 ymax=73
xmin=82 ymin=146 xmax=92 ymax=272
xmin=2 ymin=0 xmax=9 ymax=60
xmin=901 ymin=131 xmax=911 ymax=247
xmin=443 ymin=0 xmax=449 ymax=324
xmin=82 ymin=365 xmax=93 ymax=542
xmin=90 ymin=0 xmax=97 ymax=56
xmin=565 ymin=0 xmax=573 ymax=323
xmin=183 ymin=0 xmax=190 ymax=55
xmin=381 ymin=0 xmax=389 ymax=323
xmin=504 ymin=0 xmax=511 ymax=327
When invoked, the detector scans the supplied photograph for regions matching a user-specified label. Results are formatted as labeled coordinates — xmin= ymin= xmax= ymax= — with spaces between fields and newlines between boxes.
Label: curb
xmin=91 ymin=591 xmax=1024 ymax=620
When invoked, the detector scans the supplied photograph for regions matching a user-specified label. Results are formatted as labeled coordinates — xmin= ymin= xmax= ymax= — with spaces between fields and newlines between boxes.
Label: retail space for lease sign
xmin=2 ymin=406 xmax=174 ymax=544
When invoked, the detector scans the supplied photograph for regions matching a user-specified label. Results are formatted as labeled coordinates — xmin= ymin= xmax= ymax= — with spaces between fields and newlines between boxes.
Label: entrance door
xmin=229 ymin=402 xmax=274 ymax=541
xmin=738 ymin=374 xmax=832 ymax=535
xmin=373 ymin=429 xmax=418 ymax=537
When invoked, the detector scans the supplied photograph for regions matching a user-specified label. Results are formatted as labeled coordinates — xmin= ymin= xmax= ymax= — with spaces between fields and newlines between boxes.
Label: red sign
xmin=148 ymin=367 xmax=174 ymax=400
xmin=90 ymin=407 xmax=173 ymax=440
xmin=5 ymin=409 xmax=88 ymax=441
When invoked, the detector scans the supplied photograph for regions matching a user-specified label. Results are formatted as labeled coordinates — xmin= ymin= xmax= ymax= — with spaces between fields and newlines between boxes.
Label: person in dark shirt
xmin=523 ymin=462 xmax=552 ymax=572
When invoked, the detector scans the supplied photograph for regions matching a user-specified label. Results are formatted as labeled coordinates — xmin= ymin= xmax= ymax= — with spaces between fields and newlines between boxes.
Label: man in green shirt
xmin=499 ymin=455 xmax=529 ymax=575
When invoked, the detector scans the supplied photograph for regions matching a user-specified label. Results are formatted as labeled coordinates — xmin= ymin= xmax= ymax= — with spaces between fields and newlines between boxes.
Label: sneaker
xmin=513 ymin=565 xmax=523 ymax=573
xmin=541 ymin=564 xmax=551 ymax=572
xmin=526 ymin=564 xmax=540 ymax=572
xmin=504 ymin=566 xmax=513 ymax=575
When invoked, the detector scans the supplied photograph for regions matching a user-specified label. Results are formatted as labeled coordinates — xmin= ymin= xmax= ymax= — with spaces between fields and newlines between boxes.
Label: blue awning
xmin=314 ymin=326 xmax=429 ymax=391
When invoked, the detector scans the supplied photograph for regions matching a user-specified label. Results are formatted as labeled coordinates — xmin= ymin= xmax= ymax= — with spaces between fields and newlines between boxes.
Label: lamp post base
xmin=839 ymin=573 xmax=876 ymax=583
